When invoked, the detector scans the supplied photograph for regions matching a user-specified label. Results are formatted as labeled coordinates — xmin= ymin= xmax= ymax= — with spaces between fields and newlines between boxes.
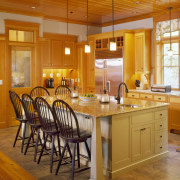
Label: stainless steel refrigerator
xmin=95 ymin=58 xmax=123 ymax=96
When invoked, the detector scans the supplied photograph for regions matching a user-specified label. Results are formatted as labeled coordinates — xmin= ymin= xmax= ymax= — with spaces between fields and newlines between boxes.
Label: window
xmin=9 ymin=30 xmax=34 ymax=43
xmin=163 ymin=43 xmax=179 ymax=88
xmin=11 ymin=49 xmax=31 ymax=88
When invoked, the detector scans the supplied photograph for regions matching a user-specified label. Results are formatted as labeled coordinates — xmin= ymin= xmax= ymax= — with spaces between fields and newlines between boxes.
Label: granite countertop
xmin=129 ymin=89 xmax=180 ymax=96
xmin=44 ymin=95 xmax=168 ymax=118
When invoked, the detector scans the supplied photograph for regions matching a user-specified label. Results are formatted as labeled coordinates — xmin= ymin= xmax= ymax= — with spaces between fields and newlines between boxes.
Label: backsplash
xmin=42 ymin=69 xmax=79 ymax=88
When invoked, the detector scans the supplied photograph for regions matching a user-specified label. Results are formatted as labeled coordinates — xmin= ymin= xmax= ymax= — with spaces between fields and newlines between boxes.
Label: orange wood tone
xmin=0 ymin=0 xmax=180 ymax=26
xmin=0 ymin=151 xmax=37 ymax=180
xmin=0 ymin=37 xmax=8 ymax=129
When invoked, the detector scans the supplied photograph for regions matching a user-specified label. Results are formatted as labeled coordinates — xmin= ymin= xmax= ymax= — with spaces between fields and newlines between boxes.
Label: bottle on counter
xmin=63 ymin=77 xmax=66 ymax=86
xmin=61 ymin=77 xmax=64 ymax=86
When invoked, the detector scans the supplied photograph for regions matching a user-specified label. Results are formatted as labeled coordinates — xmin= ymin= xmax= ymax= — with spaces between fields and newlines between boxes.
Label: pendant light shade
xmin=168 ymin=7 xmax=173 ymax=57
xmin=110 ymin=0 xmax=116 ymax=51
xmin=85 ymin=44 xmax=91 ymax=53
xmin=65 ymin=0 xmax=70 ymax=55
xmin=85 ymin=0 xmax=90 ymax=53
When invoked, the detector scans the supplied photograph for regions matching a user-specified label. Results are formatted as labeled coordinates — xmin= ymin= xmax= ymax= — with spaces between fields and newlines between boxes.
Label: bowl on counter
xmin=79 ymin=94 xmax=97 ymax=102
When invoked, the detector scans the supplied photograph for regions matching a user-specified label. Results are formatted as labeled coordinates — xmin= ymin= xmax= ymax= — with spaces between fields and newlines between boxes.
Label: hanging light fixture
xmin=85 ymin=0 xmax=90 ymax=53
xmin=65 ymin=0 xmax=70 ymax=55
xmin=110 ymin=0 xmax=116 ymax=51
xmin=168 ymin=7 xmax=173 ymax=57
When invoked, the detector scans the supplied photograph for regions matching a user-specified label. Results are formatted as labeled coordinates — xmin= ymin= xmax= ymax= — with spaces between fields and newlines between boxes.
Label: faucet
xmin=115 ymin=82 xmax=129 ymax=104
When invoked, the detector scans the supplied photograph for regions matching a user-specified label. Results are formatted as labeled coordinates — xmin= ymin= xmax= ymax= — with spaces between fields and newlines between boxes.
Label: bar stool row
xmin=9 ymin=86 xmax=91 ymax=180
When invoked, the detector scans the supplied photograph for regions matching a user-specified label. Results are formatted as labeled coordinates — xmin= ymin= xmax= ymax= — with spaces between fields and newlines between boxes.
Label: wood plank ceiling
xmin=0 ymin=0 xmax=180 ymax=26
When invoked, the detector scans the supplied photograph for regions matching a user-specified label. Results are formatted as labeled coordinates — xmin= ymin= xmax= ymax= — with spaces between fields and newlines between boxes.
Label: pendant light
xmin=65 ymin=0 xmax=70 ymax=55
xmin=110 ymin=0 xmax=116 ymax=51
xmin=85 ymin=0 xmax=91 ymax=53
xmin=168 ymin=7 xmax=173 ymax=57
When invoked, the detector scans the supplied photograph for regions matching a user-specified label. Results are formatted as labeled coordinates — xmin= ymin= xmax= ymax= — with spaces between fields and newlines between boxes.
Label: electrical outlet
xmin=0 ymin=80 xmax=3 ymax=85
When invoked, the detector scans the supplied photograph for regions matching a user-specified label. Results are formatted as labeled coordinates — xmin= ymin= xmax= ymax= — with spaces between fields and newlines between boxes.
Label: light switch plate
xmin=0 ymin=80 xmax=3 ymax=85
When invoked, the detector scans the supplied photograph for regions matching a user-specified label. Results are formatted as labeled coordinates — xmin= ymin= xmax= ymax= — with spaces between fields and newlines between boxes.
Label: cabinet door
xmin=135 ymin=33 xmax=144 ymax=73
xmin=64 ymin=42 xmax=75 ymax=68
xmin=51 ymin=40 xmax=64 ymax=67
xmin=86 ymin=40 xmax=95 ymax=90
xmin=132 ymin=126 xmax=142 ymax=161
xmin=142 ymin=124 xmax=153 ymax=158
xmin=40 ymin=39 xmax=51 ymax=67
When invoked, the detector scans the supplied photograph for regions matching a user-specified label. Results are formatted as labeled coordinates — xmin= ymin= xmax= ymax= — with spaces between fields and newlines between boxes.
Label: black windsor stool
xmin=30 ymin=86 xmax=50 ymax=98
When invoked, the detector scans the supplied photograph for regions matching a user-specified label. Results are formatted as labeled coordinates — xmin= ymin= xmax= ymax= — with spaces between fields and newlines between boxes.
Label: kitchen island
xmin=46 ymin=95 xmax=168 ymax=180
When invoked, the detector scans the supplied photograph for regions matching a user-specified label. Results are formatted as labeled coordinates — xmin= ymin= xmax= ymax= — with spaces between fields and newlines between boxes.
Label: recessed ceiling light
xmin=31 ymin=6 xmax=36 ymax=9
xmin=135 ymin=1 xmax=140 ymax=4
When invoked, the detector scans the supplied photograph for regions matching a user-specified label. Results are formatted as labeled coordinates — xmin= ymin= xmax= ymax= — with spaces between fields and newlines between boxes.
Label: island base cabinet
xmin=132 ymin=124 xmax=154 ymax=162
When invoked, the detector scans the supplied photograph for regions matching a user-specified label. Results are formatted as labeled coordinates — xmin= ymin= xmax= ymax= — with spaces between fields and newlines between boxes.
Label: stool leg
xmin=56 ymin=142 xmax=67 ymax=175
xmin=21 ymin=122 xmax=26 ymax=153
xmin=77 ymin=142 xmax=80 ymax=168
xmin=13 ymin=122 xmax=22 ymax=147
xmin=71 ymin=143 xmax=76 ymax=180
xmin=24 ymin=130 xmax=33 ymax=155
xmin=34 ymin=128 xmax=40 ymax=162
xmin=57 ymin=135 xmax=61 ymax=156
xmin=84 ymin=141 xmax=91 ymax=160
xmin=67 ymin=143 xmax=72 ymax=161
xmin=50 ymin=135 xmax=55 ymax=173
xmin=38 ymin=134 xmax=48 ymax=164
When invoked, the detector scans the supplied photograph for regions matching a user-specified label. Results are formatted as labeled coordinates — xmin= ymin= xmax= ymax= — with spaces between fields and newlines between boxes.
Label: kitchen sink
xmin=120 ymin=104 xmax=142 ymax=108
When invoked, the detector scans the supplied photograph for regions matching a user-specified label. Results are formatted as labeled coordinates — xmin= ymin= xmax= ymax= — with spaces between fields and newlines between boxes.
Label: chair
xmin=52 ymin=99 xmax=91 ymax=180
xmin=55 ymin=85 xmax=71 ymax=96
xmin=9 ymin=91 xmax=28 ymax=153
xmin=34 ymin=97 xmax=61 ymax=173
xmin=22 ymin=94 xmax=42 ymax=162
xmin=30 ymin=86 xmax=50 ymax=98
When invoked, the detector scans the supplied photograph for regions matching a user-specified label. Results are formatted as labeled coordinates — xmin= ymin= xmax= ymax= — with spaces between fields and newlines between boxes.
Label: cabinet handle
xmin=132 ymin=95 xmax=135 ymax=97
xmin=141 ymin=128 xmax=146 ymax=131
xmin=160 ymin=135 xmax=162 ymax=138
xmin=158 ymin=98 xmax=161 ymax=100
xmin=160 ymin=124 xmax=162 ymax=127
xmin=160 ymin=114 xmax=162 ymax=116
xmin=160 ymin=146 xmax=162 ymax=149
xmin=145 ymin=96 xmax=148 ymax=98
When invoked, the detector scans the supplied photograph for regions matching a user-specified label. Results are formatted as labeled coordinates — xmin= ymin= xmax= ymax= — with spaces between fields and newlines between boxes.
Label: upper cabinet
xmin=40 ymin=33 xmax=77 ymax=69
xmin=135 ymin=30 xmax=151 ymax=74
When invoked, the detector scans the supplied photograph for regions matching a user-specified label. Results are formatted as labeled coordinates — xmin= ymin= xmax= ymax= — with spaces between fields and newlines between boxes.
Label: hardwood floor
xmin=0 ymin=127 xmax=180 ymax=180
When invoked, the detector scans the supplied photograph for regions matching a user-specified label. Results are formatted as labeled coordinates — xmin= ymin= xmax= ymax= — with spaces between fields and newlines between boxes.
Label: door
xmin=8 ymin=46 xmax=33 ymax=126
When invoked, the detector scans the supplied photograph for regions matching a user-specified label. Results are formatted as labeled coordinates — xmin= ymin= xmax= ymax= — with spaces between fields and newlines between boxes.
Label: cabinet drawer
xmin=127 ymin=93 xmax=139 ymax=98
xmin=155 ymin=130 xmax=167 ymax=142
xmin=154 ymin=95 xmax=166 ymax=102
xmin=155 ymin=140 xmax=167 ymax=154
xmin=155 ymin=110 xmax=167 ymax=119
xmin=155 ymin=119 xmax=167 ymax=131
xmin=140 ymin=94 xmax=153 ymax=100
xmin=132 ymin=111 xmax=154 ymax=125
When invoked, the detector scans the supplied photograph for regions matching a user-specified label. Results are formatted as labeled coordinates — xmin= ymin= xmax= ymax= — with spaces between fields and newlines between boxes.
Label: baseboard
xmin=105 ymin=151 xmax=169 ymax=178
xmin=0 ymin=122 xmax=8 ymax=129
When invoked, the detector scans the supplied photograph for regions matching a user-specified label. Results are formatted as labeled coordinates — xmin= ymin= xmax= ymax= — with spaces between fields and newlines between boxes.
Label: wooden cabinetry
xmin=40 ymin=33 xmax=77 ymax=69
xmin=135 ymin=30 xmax=151 ymax=74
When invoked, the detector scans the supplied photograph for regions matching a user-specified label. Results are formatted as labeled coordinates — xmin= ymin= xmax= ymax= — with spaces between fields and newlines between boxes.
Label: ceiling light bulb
xmin=168 ymin=49 xmax=173 ymax=57
xmin=110 ymin=41 xmax=116 ymax=51
xmin=85 ymin=44 xmax=91 ymax=53
xmin=65 ymin=47 xmax=70 ymax=55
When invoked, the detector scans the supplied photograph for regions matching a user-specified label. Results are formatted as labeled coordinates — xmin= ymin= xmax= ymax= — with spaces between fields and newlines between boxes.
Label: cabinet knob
xmin=141 ymin=128 xmax=146 ymax=131
xmin=160 ymin=135 xmax=162 ymax=138
xmin=132 ymin=95 xmax=135 ymax=97
xmin=160 ymin=146 xmax=162 ymax=149
xmin=160 ymin=114 xmax=162 ymax=116
xmin=158 ymin=98 xmax=161 ymax=100
xmin=160 ymin=124 xmax=162 ymax=127
xmin=145 ymin=96 xmax=148 ymax=98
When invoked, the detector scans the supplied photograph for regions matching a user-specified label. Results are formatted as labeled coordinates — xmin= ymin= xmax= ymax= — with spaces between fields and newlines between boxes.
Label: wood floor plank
xmin=0 ymin=151 xmax=37 ymax=180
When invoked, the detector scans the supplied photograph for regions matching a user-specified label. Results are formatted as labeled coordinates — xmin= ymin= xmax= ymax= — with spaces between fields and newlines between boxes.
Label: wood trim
xmin=43 ymin=33 xmax=77 ymax=42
